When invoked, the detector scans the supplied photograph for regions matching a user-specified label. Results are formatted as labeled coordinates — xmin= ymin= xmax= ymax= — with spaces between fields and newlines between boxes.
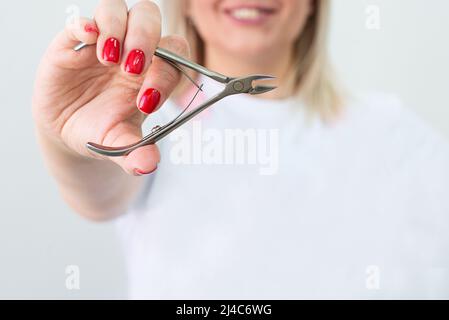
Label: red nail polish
xmin=125 ymin=49 xmax=146 ymax=75
xmin=138 ymin=88 xmax=161 ymax=114
xmin=103 ymin=37 xmax=120 ymax=63
xmin=134 ymin=167 xmax=158 ymax=176
xmin=84 ymin=24 xmax=99 ymax=35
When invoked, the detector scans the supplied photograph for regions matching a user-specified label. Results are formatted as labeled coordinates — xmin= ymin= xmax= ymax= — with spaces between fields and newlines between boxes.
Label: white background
xmin=0 ymin=0 xmax=447 ymax=298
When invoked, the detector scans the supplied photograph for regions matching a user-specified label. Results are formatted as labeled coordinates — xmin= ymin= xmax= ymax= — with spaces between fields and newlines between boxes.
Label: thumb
xmin=99 ymin=122 xmax=160 ymax=176
xmin=47 ymin=17 xmax=100 ymax=67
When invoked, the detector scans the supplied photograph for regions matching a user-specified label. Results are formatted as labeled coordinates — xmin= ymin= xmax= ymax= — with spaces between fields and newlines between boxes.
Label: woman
xmin=33 ymin=0 xmax=449 ymax=299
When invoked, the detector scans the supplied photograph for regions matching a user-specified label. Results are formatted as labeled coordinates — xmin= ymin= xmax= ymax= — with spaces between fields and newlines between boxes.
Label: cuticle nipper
xmin=73 ymin=41 xmax=276 ymax=157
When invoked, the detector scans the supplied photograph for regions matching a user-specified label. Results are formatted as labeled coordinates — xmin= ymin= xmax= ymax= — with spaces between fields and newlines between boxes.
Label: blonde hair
xmin=162 ymin=0 xmax=343 ymax=119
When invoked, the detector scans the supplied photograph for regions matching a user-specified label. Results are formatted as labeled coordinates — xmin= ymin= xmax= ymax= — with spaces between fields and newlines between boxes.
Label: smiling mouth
xmin=224 ymin=6 xmax=278 ymax=24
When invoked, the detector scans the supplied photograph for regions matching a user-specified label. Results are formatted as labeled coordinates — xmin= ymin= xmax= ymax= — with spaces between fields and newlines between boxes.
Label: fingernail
xmin=103 ymin=37 xmax=120 ymax=63
xmin=125 ymin=49 xmax=146 ymax=75
xmin=138 ymin=88 xmax=161 ymax=114
xmin=84 ymin=24 xmax=99 ymax=35
xmin=134 ymin=166 xmax=158 ymax=176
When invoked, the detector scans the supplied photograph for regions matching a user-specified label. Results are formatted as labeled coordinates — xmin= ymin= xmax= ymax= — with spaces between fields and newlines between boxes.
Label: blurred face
xmin=186 ymin=0 xmax=314 ymax=57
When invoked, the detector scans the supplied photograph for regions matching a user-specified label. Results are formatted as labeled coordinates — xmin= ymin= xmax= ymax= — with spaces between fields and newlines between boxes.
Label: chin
xmin=223 ymin=39 xmax=275 ymax=58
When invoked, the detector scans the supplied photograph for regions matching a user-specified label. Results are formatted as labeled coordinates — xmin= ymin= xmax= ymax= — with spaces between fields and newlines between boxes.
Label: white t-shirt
xmin=116 ymin=76 xmax=449 ymax=299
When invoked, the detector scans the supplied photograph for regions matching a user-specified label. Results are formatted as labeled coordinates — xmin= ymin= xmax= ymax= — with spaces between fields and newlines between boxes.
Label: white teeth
xmin=230 ymin=8 xmax=262 ymax=20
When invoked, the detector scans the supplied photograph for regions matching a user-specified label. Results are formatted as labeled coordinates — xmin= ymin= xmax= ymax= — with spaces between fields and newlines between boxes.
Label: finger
xmin=48 ymin=17 xmax=99 ymax=67
xmin=100 ymin=120 xmax=160 ymax=176
xmin=136 ymin=35 xmax=190 ymax=115
xmin=94 ymin=0 xmax=128 ymax=65
xmin=65 ymin=17 xmax=99 ymax=47
xmin=122 ymin=0 xmax=161 ymax=76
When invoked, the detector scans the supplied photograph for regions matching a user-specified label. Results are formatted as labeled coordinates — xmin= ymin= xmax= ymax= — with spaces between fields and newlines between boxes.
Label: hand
xmin=32 ymin=0 xmax=189 ymax=175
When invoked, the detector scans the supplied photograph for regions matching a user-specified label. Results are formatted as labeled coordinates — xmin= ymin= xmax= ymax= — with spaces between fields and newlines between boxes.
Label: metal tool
xmin=74 ymin=42 xmax=276 ymax=157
